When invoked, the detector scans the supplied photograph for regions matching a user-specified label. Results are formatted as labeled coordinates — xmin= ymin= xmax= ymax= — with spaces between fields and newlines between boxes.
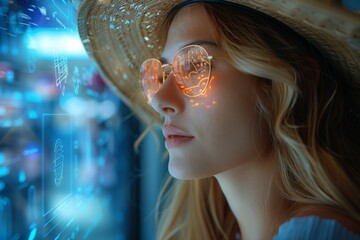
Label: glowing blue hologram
xmin=86 ymin=88 xmax=99 ymax=98
xmin=18 ymin=170 xmax=26 ymax=183
xmin=73 ymin=140 xmax=79 ymax=181
xmin=54 ymin=138 xmax=64 ymax=187
xmin=6 ymin=69 xmax=14 ymax=83
xmin=8 ymin=10 xmax=28 ymax=56
xmin=24 ymin=27 xmax=37 ymax=73
xmin=97 ymin=155 xmax=105 ymax=167
xmin=74 ymin=153 xmax=78 ymax=181
xmin=28 ymin=110 xmax=38 ymax=119
xmin=0 ymin=13 xmax=8 ymax=54
xmin=42 ymin=114 xmax=73 ymax=233
xmin=27 ymin=186 xmax=38 ymax=240
xmin=51 ymin=10 xmax=66 ymax=29
xmin=27 ymin=185 xmax=38 ymax=220
xmin=25 ymin=92 xmax=42 ymax=103
xmin=13 ymin=91 xmax=23 ymax=100
xmin=81 ymin=66 xmax=95 ymax=86
xmin=27 ymin=29 xmax=88 ymax=58
xmin=53 ymin=53 xmax=68 ymax=96
xmin=73 ymin=140 xmax=78 ymax=149
xmin=11 ymin=45 xmax=19 ymax=55
xmin=28 ymin=226 xmax=37 ymax=240
xmin=71 ymin=66 xmax=81 ymax=95
xmin=23 ymin=146 xmax=39 ymax=156
xmin=9 ymin=11 xmax=27 ymax=35
xmin=39 ymin=6 xmax=47 ymax=16
xmin=0 ymin=0 xmax=9 ymax=15
xmin=70 ymin=226 xmax=80 ymax=239
xmin=51 ymin=0 xmax=72 ymax=20
xmin=27 ymin=4 xmax=47 ymax=16
xmin=15 ymin=117 xmax=23 ymax=127
xmin=0 ymin=151 xmax=4 ymax=164
xmin=0 ymin=166 xmax=10 ymax=177
xmin=0 ymin=197 xmax=12 ymax=239
xmin=1 ymin=120 xmax=11 ymax=128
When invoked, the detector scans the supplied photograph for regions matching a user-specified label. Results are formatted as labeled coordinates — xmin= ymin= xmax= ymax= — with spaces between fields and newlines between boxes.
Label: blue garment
xmin=273 ymin=216 xmax=360 ymax=240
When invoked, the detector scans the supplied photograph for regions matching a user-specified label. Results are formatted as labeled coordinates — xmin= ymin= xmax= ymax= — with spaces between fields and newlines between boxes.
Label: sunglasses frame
xmin=140 ymin=44 xmax=213 ymax=102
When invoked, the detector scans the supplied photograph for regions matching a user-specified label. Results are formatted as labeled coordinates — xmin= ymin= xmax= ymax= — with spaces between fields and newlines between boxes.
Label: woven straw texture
xmin=77 ymin=0 xmax=360 ymax=124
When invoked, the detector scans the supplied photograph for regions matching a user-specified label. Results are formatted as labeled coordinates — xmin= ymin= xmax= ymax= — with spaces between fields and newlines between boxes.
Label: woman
xmin=78 ymin=0 xmax=360 ymax=239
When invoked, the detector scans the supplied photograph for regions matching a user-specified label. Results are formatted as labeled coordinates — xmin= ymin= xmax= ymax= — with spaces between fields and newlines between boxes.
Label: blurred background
xmin=0 ymin=0 xmax=359 ymax=240
xmin=0 ymin=0 xmax=167 ymax=239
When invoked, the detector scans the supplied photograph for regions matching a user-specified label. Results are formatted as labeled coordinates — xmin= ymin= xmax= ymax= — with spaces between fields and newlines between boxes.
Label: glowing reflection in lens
xmin=188 ymin=76 xmax=217 ymax=109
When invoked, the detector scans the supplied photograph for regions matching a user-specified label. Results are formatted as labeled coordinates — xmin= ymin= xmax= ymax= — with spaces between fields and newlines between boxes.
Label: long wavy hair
xmin=154 ymin=2 xmax=360 ymax=239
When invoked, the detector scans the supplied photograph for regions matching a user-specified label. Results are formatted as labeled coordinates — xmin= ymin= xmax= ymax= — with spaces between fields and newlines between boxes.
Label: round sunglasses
xmin=140 ymin=45 xmax=213 ymax=103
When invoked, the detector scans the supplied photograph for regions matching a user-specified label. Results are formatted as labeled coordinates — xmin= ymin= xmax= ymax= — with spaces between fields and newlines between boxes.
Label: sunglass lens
xmin=173 ymin=46 xmax=211 ymax=97
xmin=141 ymin=59 xmax=163 ymax=102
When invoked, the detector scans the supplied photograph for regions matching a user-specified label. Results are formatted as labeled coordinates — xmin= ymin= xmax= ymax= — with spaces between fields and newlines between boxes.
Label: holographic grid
xmin=54 ymin=54 xmax=68 ymax=96
xmin=42 ymin=114 xmax=73 ymax=237
xmin=0 ymin=0 xmax=143 ymax=239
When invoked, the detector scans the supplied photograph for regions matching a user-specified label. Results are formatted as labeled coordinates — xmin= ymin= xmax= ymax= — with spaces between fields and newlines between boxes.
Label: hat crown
xmin=78 ymin=0 xmax=360 ymax=125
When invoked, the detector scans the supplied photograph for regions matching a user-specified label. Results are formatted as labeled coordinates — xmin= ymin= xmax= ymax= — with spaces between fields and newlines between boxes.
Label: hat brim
xmin=77 ymin=0 xmax=360 ymax=126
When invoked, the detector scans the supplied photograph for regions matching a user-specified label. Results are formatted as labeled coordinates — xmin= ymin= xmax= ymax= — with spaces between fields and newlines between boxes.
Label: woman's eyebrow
xmin=160 ymin=40 xmax=218 ymax=64
xmin=181 ymin=40 xmax=218 ymax=49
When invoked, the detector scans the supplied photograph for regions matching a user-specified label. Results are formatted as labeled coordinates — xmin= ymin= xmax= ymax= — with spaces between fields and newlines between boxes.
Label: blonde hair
xmin=154 ymin=2 xmax=360 ymax=239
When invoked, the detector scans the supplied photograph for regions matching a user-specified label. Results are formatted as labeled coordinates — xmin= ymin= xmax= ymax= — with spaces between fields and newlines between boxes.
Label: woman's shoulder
xmin=273 ymin=216 xmax=360 ymax=240
xmin=273 ymin=207 xmax=360 ymax=240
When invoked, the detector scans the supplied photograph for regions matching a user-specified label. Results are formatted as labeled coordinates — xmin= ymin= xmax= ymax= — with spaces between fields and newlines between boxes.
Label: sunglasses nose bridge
xmin=161 ymin=64 xmax=174 ymax=83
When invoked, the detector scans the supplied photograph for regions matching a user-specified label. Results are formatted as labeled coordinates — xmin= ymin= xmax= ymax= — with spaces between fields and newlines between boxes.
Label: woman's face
xmin=151 ymin=4 xmax=268 ymax=179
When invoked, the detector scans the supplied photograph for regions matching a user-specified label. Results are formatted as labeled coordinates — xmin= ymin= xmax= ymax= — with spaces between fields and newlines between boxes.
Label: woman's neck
xmin=215 ymin=155 xmax=287 ymax=240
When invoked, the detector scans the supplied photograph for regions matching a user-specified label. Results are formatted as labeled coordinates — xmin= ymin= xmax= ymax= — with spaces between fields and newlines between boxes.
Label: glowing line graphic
xmin=54 ymin=55 xmax=68 ymax=87
xmin=54 ymin=139 xmax=64 ymax=187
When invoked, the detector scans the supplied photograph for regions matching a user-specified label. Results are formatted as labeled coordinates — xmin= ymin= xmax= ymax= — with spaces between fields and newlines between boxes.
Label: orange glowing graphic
xmin=188 ymin=76 xmax=218 ymax=108
xmin=140 ymin=45 xmax=212 ymax=102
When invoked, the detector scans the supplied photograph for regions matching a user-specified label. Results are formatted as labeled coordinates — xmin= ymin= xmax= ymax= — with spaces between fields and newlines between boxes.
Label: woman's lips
xmin=162 ymin=125 xmax=194 ymax=148
xmin=165 ymin=136 xmax=194 ymax=148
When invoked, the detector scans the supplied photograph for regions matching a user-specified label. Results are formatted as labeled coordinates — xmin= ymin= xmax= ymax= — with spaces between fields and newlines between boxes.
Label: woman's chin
xmin=168 ymin=158 xmax=215 ymax=180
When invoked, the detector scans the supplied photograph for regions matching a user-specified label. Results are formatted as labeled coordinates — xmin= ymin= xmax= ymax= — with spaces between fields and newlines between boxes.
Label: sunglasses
xmin=140 ymin=45 xmax=213 ymax=102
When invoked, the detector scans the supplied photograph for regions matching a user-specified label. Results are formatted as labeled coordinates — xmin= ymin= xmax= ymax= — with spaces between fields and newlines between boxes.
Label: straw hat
xmin=77 ymin=0 xmax=360 ymax=125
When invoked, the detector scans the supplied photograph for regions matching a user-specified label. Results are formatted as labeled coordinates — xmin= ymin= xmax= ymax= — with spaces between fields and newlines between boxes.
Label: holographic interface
xmin=0 ymin=0 xmax=143 ymax=239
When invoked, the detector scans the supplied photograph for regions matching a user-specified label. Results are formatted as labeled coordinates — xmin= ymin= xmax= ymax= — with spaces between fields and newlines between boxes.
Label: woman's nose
xmin=150 ymin=73 xmax=184 ymax=115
